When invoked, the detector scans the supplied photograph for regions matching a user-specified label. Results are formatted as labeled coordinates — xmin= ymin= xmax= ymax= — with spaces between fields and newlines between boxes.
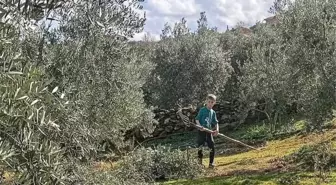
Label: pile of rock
xmin=150 ymin=102 xmax=239 ymax=138
xmin=151 ymin=107 xmax=196 ymax=138
xmin=212 ymin=102 xmax=238 ymax=123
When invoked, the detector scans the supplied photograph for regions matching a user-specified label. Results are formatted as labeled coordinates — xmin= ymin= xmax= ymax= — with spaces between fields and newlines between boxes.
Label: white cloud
xmin=130 ymin=31 xmax=160 ymax=41
xmin=214 ymin=0 xmax=274 ymax=27
xmin=147 ymin=0 xmax=200 ymax=16
xmin=130 ymin=32 xmax=145 ymax=41
xmin=140 ymin=0 xmax=276 ymax=38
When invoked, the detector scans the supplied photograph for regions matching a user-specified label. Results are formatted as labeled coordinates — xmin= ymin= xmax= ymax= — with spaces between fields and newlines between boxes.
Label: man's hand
xmin=212 ymin=130 xmax=219 ymax=136
xmin=200 ymin=126 xmax=205 ymax=131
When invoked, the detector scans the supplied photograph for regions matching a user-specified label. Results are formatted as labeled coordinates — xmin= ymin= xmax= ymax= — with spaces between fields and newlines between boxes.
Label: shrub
xmin=241 ymin=124 xmax=272 ymax=140
xmin=277 ymin=174 xmax=300 ymax=185
xmin=285 ymin=142 xmax=336 ymax=172
xmin=293 ymin=120 xmax=307 ymax=131
xmin=283 ymin=142 xmax=336 ymax=183
xmin=117 ymin=145 xmax=204 ymax=182
xmin=78 ymin=166 xmax=153 ymax=185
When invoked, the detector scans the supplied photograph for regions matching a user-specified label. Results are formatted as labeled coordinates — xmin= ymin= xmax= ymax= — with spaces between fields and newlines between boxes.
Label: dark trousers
xmin=197 ymin=131 xmax=215 ymax=164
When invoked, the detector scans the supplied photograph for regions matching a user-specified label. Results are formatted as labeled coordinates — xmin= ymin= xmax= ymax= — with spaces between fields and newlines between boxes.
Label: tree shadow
xmin=166 ymin=171 xmax=304 ymax=185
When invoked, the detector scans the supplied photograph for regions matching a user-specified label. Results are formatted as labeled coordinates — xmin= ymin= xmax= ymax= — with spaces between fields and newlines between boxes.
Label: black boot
xmin=209 ymin=163 xmax=215 ymax=169
xmin=198 ymin=149 xmax=203 ymax=165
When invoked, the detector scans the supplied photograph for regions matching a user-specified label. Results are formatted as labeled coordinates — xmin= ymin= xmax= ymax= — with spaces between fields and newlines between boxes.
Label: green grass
xmin=165 ymin=172 xmax=336 ymax=185
xmin=162 ymin=126 xmax=336 ymax=185
xmin=144 ymin=131 xmax=197 ymax=149
xmin=145 ymin=119 xmax=309 ymax=150
xmin=136 ymin=120 xmax=336 ymax=185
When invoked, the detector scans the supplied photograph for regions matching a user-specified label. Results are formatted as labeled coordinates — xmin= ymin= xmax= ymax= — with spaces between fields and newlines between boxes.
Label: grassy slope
xmin=165 ymin=126 xmax=336 ymax=185
xmin=166 ymin=173 xmax=336 ymax=185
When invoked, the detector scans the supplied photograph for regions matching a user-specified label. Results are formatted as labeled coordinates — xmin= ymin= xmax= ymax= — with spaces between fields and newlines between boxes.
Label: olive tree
xmin=146 ymin=15 xmax=233 ymax=108
xmin=0 ymin=0 xmax=156 ymax=183
xmin=275 ymin=0 xmax=336 ymax=128
xmin=239 ymin=0 xmax=336 ymax=131
xmin=46 ymin=0 xmax=156 ymax=155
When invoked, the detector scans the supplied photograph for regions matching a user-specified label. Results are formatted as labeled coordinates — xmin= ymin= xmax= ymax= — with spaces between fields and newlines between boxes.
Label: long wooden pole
xmin=177 ymin=109 xmax=260 ymax=151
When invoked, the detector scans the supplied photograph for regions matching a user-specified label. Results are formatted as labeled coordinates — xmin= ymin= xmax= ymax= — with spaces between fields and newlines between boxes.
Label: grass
xmin=212 ymin=130 xmax=334 ymax=175
xmin=144 ymin=131 xmax=197 ymax=149
xmin=166 ymin=172 xmax=336 ymax=185
xmin=143 ymin=122 xmax=270 ymax=151
xmin=81 ymin=119 xmax=336 ymax=185
xmin=164 ymin=127 xmax=336 ymax=184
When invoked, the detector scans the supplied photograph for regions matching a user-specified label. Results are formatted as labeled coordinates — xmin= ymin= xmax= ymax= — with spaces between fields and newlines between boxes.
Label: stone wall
xmin=150 ymin=102 xmax=238 ymax=138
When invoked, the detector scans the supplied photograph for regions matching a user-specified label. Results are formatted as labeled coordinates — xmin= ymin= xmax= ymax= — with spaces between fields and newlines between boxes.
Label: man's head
xmin=206 ymin=94 xmax=216 ymax=109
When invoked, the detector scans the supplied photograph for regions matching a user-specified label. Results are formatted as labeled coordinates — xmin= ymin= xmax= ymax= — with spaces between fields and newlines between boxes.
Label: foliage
xmin=241 ymin=124 xmax=272 ymax=140
xmin=0 ymin=0 xmax=155 ymax=183
xmin=312 ymin=145 xmax=334 ymax=182
xmin=144 ymin=0 xmax=336 ymax=131
xmin=0 ymin=2 xmax=83 ymax=183
xmin=293 ymin=120 xmax=307 ymax=131
xmin=77 ymin=165 xmax=153 ymax=185
xmin=238 ymin=23 xmax=298 ymax=132
xmin=284 ymin=141 xmax=336 ymax=183
xmin=234 ymin=0 xmax=336 ymax=130
xmin=277 ymin=174 xmax=301 ymax=185
xmin=285 ymin=142 xmax=336 ymax=172
xmin=276 ymin=0 xmax=336 ymax=129
xmin=45 ymin=0 xmax=156 ymax=155
xmin=118 ymin=146 xmax=204 ymax=182
xmin=0 ymin=0 xmax=67 ymax=27
xmin=0 ymin=50 xmax=77 ymax=184
xmin=146 ymin=13 xmax=233 ymax=108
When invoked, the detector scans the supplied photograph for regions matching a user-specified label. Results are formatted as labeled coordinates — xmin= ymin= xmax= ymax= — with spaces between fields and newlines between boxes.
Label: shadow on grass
xmin=165 ymin=172 xmax=313 ymax=185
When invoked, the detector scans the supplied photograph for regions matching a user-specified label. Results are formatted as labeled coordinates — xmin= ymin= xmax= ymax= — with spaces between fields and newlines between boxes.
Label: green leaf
xmin=29 ymin=82 xmax=34 ymax=92
xmin=40 ymin=87 xmax=48 ymax=93
xmin=13 ymin=53 xmax=21 ymax=60
xmin=52 ymin=86 xmax=58 ymax=94
xmin=48 ymin=121 xmax=60 ymax=131
xmin=96 ymin=21 xmax=104 ymax=28
xmin=7 ymin=71 xmax=23 ymax=75
xmin=31 ymin=99 xmax=40 ymax=106
xmin=41 ymin=111 xmax=45 ymax=124
xmin=28 ymin=112 xmax=34 ymax=120
xmin=13 ymin=88 xmax=20 ymax=100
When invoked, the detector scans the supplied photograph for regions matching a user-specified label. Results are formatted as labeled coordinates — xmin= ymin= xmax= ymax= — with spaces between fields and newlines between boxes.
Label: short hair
xmin=207 ymin=94 xmax=217 ymax=101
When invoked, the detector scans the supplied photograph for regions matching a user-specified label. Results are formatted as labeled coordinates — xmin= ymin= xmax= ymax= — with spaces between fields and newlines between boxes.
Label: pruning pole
xmin=192 ymin=123 xmax=259 ymax=150
xmin=177 ymin=109 xmax=260 ymax=151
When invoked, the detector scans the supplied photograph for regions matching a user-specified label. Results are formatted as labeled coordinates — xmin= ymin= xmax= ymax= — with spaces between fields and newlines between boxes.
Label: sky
xmin=132 ymin=0 xmax=276 ymax=41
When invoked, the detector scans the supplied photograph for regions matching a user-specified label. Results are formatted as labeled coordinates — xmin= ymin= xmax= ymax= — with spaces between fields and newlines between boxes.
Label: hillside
xmin=163 ymin=123 xmax=336 ymax=184
xmin=76 ymin=120 xmax=336 ymax=185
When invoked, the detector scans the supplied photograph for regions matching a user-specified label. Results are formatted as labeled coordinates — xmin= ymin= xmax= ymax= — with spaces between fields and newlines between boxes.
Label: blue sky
xmin=132 ymin=0 xmax=275 ymax=40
